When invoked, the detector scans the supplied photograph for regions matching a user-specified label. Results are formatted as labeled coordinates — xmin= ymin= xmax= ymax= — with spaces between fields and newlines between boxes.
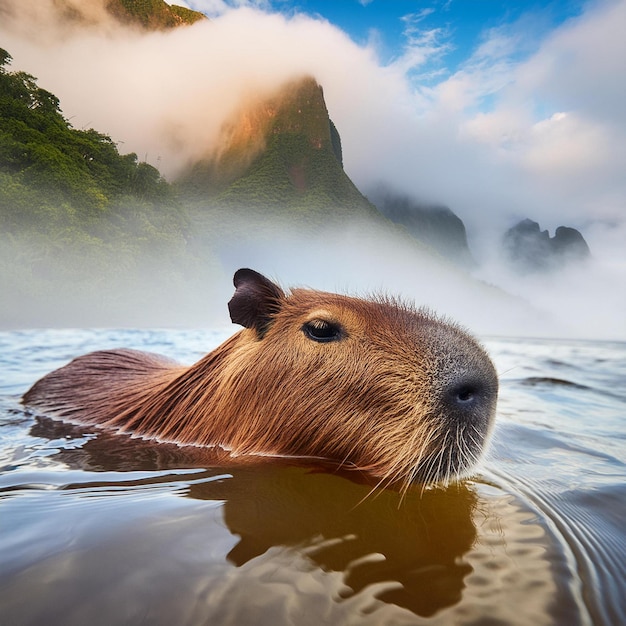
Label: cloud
xmin=1 ymin=0 xmax=624 ymax=337
xmin=5 ymin=0 xmax=622 ymax=227
xmin=514 ymin=0 xmax=626 ymax=127
xmin=357 ymin=0 xmax=626 ymax=231
xmin=390 ymin=9 xmax=452 ymax=77
xmin=525 ymin=112 xmax=609 ymax=174
xmin=2 ymin=3 xmax=415 ymax=183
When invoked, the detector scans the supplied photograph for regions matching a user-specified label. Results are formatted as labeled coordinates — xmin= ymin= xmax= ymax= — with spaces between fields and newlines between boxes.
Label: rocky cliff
xmin=22 ymin=0 xmax=208 ymax=31
xmin=367 ymin=186 xmax=474 ymax=266
xmin=106 ymin=0 xmax=206 ymax=29
xmin=503 ymin=218 xmax=591 ymax=272
xmin=181 ymin=76 xmax=377 ymax=220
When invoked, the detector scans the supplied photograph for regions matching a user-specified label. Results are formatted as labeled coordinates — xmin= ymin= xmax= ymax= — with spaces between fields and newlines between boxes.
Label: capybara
xmin=23 ymin=268 xmax=498 ymax=487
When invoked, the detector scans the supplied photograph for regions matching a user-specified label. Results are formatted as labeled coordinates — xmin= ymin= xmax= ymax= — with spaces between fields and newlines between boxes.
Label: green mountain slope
xmin=107 ymin=0 xmax=207 ymax=30
xmin=181 ymin=76 xmax=379 ymax=221
xmin=0 ymin=48 xmax=214 ymax=328
xmin=0 ymin=48 xmax=179 ymax=231
xmin=49 ymin=0 xmax=206 ymax=31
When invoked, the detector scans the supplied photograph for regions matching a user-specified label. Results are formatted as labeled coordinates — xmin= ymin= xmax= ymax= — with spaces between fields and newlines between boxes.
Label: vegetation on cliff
xmin=107 ymin=0 xmax=207 ymax=30
xmin=0 ymin=48 xmax=208 ymax=326
xmin=182 ymin=76 xmax=378 ymax=226
xmin=0 ymin=48 xmax=185 ymax=241
xmin=50 ymin=0 xmax=207 ymax=31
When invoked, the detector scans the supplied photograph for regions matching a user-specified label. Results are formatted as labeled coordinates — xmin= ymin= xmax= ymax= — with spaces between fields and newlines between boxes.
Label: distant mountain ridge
xmin=367 ymin=186 xmax=475 ymax=266
xmin=503 ymin=219 xmax=591 ymax=272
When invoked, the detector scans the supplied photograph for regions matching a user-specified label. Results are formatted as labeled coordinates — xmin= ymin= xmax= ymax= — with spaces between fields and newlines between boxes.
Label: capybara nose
xmin=444 ymin=374 xmax=497 ymax=423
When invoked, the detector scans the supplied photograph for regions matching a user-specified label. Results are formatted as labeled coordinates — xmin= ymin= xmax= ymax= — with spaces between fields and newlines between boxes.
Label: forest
xmin=0 ymin=48 xmax=215 ymax=327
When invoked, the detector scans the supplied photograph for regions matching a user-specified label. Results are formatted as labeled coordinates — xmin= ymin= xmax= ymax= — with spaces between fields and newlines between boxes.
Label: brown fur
xmin=23 ymin=269 xmax=498 ymax=487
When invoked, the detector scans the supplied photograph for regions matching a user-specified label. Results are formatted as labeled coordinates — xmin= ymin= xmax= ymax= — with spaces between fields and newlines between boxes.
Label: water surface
xmin=1 ymin=330 xmax=624 ymax=625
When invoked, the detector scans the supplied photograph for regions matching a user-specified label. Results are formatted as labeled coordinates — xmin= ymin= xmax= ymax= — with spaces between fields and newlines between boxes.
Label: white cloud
xmin=514 ymin=0 xmax=626 ymax=127
xmin=353 ymin=0 xmax=626 ymax=222
xmin=391 ymin=9 xmax=452 ymax=75
xmin=4 ymin=0 xmax=622 ymax=226
xmin=525 ymin=112 xmax=609 ymax=174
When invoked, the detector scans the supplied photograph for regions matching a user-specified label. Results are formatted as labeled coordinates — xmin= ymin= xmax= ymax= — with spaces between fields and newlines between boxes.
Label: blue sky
xmin=188 ymin=0 xmax=588 ymax=86
xmin=272 ymin=0 xmax=585 ymax=71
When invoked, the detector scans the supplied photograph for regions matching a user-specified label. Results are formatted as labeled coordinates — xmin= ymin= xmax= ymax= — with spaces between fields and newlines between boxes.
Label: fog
xmin=1 ymin=0 xmax=624 ymax=339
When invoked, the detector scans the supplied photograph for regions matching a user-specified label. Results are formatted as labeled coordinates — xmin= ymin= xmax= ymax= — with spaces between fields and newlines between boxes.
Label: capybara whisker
xmin=23 ymin=268 xmax=498 ymax=487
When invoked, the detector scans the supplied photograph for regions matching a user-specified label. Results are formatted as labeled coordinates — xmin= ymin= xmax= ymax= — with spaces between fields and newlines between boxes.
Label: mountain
xmin=33 ymin=0 xmax=207 ymax=31
xmin=181 ymin=76 xmax=379 ymax=221
xmin=106 ymin=0 xmax=206 ymax=30
xmin=0 ymin=47 xmax=177 ymax=222
xmin=503 ymin=218 xmax=591 ymax=272
xmin=367 ymin=186 xmax=475 ymax=266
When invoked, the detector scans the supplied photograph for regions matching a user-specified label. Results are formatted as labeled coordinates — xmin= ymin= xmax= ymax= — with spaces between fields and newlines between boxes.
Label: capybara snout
xmin=24 ymin=268 xmax=498 ymax=486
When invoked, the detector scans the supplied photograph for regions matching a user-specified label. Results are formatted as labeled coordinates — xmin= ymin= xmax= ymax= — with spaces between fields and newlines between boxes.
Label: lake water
xmin=1 ymin=329 xmax=624 ymax=625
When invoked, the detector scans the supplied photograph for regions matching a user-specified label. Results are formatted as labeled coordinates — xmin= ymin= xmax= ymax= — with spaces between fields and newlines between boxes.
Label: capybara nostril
xmin=22 ymin=268 xmax=498 ymax=487
xmin=448 ymin=379 xmax=488 ymax=409
xmin=443 ymin=376 xmax=498 ymax=430
xmin=454 ymin=383 xmax=478 ymax=404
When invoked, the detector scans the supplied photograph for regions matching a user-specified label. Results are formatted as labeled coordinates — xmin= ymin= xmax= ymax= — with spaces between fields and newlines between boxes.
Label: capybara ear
xmin=228 ymin=268 xmax=285 ymax=337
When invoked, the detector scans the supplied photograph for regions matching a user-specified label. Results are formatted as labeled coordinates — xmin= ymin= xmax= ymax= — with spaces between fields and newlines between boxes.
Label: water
xmin=1 ymin=329 xmax=625 ymax=625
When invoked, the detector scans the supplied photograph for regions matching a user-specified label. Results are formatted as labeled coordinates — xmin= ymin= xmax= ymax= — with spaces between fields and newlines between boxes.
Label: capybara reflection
xmin=23 ymin=269 xmax=498 ymax=487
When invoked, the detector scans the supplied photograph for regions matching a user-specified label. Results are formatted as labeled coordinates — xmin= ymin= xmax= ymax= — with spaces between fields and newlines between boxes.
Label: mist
xmin=1 ymin=0 xmax=624 ymax=339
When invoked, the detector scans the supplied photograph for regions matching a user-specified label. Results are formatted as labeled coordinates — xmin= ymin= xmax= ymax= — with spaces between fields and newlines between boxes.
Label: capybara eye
xmin=302 ymin=320 xmax=343 ymax=343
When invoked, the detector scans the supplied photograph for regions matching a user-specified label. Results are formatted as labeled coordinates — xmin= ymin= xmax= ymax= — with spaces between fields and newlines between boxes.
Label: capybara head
xmin=23 ymin=268 xmax=498 ymax=488
xmin=216 ymin=268 xmax=498 ymax=486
